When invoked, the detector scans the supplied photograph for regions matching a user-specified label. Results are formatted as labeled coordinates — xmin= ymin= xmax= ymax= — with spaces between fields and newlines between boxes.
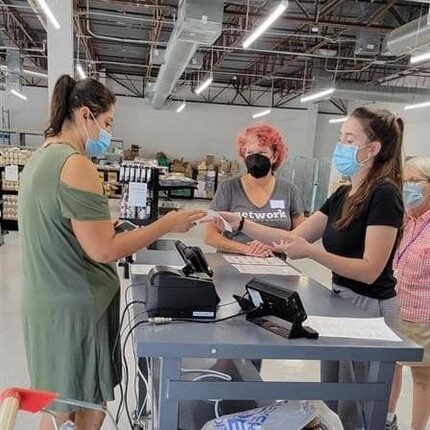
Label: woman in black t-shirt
xmin=217 ymin=107 xmax=404 ymax=430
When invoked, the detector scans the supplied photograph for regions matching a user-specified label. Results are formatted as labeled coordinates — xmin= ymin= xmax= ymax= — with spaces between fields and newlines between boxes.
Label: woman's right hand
xmin=162 ymin=210 xmax=206 ymax=233
xmin=217 ymin=211 xmax=242 ymax=230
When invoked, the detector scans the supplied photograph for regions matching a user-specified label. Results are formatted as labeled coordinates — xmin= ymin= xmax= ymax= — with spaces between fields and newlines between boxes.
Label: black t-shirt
xmin=320 ymin=181 xmax=404 ymax=300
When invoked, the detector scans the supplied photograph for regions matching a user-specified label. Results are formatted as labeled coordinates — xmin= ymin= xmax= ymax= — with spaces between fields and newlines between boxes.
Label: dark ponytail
xmin=44 ymin=74 xmax=116 ymax=138
xmin=45 ymin=75 xmax=76 ymax=138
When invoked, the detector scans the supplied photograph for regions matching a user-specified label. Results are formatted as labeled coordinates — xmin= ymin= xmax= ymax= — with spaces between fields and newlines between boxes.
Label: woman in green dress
xmin=18 ymin=75 xmax=204 ymax=430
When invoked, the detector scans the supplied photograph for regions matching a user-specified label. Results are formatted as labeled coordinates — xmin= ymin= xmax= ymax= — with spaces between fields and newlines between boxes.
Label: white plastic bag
xmin=311 ymin=401 xmax=344 ymax=430
xmin=201 ymin=400 xmax=316 ymax=430
xmin=201 ymin=400 xmax=344 ymax=430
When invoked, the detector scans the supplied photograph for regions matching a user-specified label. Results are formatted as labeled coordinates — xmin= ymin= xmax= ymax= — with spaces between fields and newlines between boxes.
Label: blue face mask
xmin=332 ymin=142 xmax=371 ymax=177
xmin=403 ymin=181 xmax=425 ymax=209
xmin=85 ymin=113 xmax=112 ymax=158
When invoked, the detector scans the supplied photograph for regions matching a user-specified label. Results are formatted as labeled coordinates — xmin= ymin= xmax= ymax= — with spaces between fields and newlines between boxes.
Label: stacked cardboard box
xmin=123 ymin=144 xmax=141 ymax=161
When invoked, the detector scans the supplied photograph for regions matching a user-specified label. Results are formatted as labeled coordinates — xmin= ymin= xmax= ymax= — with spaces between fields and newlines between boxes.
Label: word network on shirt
xmin=234 ymin=209 xmax=288 ymax=222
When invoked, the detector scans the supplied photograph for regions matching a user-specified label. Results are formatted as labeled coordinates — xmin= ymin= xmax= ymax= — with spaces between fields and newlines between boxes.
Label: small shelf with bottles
xmin=118 ymin=162 xmax=160 ymax=225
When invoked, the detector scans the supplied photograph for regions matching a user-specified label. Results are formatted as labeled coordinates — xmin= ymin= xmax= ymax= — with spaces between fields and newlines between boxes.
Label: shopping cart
xmin=0 ymin=387 xmax=119 ymax=430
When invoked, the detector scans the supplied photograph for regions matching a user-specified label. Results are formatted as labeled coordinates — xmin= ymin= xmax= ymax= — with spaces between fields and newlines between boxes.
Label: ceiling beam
xmin=75 ymin=0 xmax=98 ymax=74
xmin=238 ymin=0 xmax=346 ymax=91
xmin=222 ymin=13 xmax=393 ymax=32
xmin=388 ymin=6 xmax=405 ymax=26
xmin=292 ymin=0 xmax=311 ymax=20
xmin=365 ymin=0 xmax=397 ymax=27
xmin=0 ymin=0 xmax=46 ymax=70
xmin=91 ymin=0 xmax=173 ymax=12
xmin=198 ymin=3 xmax=270 ymax=81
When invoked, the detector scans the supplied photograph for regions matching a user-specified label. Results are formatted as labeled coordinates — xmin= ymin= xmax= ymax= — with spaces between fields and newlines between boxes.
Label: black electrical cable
xmin=124 ymin=282 xmax=145 ymax=299
xmin=114 ymin=298 xmax=146 ymax=424
xmin=121 ymin=316 xmax=152 ymax=428
xmin=116 ymin=289 xmax=252 ymax=425
xmin=173 ymin=308 xmax=257 ymax=324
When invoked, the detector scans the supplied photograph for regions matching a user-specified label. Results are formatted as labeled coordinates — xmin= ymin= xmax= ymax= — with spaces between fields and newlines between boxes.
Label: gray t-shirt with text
xmin=210 ymin=176 xmax=304 ymax=243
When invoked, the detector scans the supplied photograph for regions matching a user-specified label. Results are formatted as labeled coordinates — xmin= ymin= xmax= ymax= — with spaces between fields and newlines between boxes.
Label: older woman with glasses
xmin=387 ymin=156 xmax=430 ymax=430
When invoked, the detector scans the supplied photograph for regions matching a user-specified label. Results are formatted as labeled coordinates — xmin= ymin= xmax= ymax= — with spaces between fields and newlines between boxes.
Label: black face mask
xmin=245 ymin=153 xmax=272 ymax=179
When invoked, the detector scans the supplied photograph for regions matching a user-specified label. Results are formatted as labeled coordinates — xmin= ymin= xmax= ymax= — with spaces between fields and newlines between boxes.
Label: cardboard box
xmin=230 ymin=160 xmax=240 ymax=175
xmin=205 ymin=155 xmax=215 ymax=166
xmin=108 ymin=172 xmax=117 ymax=182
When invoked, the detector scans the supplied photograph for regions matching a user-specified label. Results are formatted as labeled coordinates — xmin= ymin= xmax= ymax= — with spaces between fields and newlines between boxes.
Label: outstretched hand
xmin=163 ymin=209 xmax=206 ymax=233
xmin=273 ymin=235 xmax=313 ymax=260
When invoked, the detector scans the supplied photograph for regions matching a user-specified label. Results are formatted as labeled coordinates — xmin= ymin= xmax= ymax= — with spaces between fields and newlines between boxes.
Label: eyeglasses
xmin=403 ymin=179 xmax=430 ymax=185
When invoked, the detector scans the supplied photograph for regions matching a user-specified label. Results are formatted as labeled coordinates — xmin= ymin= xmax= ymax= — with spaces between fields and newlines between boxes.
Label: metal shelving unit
xmin=119 ymin=163 xmax=160 ymax=225
xmin=0 ymin=164 xmax=22 ymax=234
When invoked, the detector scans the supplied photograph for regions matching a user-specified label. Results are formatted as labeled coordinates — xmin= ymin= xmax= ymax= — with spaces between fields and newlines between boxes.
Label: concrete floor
xmin=0 ymin=201 xmax=424 ymax=429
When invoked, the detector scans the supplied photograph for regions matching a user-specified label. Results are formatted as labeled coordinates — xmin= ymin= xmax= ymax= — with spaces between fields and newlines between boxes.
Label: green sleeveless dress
xmin=18 ymin=144 xmax=121 ymax=411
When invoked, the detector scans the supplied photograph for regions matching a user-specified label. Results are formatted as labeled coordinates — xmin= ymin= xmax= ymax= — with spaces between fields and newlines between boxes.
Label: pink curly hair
xmin=236 ymin=123 xmax=288 ymax=170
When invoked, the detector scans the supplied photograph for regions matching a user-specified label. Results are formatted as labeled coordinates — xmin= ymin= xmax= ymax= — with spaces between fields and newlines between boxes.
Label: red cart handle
xmin=0 ymin=387 xmax=58 ymax=430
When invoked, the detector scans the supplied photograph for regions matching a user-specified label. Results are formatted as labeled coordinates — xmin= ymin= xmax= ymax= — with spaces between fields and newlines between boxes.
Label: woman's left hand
xmin=247 ymin=240 xmax=274 ymax=257
xmin=273 ymin=235 xmax=313 ymax=260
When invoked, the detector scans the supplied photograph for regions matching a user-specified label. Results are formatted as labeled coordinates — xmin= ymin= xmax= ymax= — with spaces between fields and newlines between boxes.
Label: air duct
xmin=151 ymin=0 xmax=223 ymax=109
xmin=382 ymin=14 xmax=430 ymax=56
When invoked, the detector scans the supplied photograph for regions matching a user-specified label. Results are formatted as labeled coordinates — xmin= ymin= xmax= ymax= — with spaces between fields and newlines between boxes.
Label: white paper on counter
xmin=232 ymin=264 xmax=301 ymax=276
xmin=224 ymin=255 xmax=286 ymax=266
xmin=130 ymin=264 xmax=183 ymax=275
xmin=306 ymin=316 xmax=402 ymax=342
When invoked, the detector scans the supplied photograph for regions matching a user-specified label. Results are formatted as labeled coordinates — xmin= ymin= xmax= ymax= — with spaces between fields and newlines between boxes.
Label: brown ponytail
xmin=45 ymin=75 xmax=116 ymax=138
xmin=335 ymin=107 xmax=404 ymax=230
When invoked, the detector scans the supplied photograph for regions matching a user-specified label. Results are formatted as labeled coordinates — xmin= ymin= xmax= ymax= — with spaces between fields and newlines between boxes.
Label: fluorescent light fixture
xmin=23 ymin=69 xmax=48 ymax=78
xmin=410 ymin=50 xmax=430 ymax=65
xmin=252 ymin=109 xmax=272 ymax=119
xmin=34 ymin=0 xmax=60 ymax=30
xmin=76 ymin=63 xmax=86 ymax=79
xmin=329 ymin=116 xmax=348 ymax=124
xmin=176 ymin=102 xmax=186 ymax=113
xmin=404 ymin=101 xmax=430 ymax=111
xmin=243 ymin=1 xmax=288 ymax=49
xmin=195 ymin=75 xmax=213 ymax=94
xmin=300 ymin=87 xmax=335 ymax=103
xmin=10 ymin=89 xmax=28 ymax=101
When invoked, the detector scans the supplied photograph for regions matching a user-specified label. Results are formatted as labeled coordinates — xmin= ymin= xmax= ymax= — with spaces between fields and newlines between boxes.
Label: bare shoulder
xmin=60 ymin=154 xmax=103 ymax=195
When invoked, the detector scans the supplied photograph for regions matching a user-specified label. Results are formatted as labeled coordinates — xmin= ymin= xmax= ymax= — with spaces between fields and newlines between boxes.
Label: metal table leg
xmin=366 ymin=361 xmax=395 ymax=430
xmin=158 ymin=357 xmax=181 ymax=430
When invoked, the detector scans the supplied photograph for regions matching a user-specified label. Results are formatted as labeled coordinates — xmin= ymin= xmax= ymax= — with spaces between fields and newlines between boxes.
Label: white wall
xmin=314 ymin=105 xmax=430 ymax=159
xmin=401 ymin=108 xmax=430 ymax=156
xmin=329 ymin=100 xmax=429 ymax=157
xmin=114 ymin=97 xmax=321 ymax=160
xmin=1 ymin=87 xmax=48 ymax=135
xmin=0 ymin=86 xmax=323 ymax=160
xmin=313 ymin=113 xmax=342 ymax=160
xmin=2 ymin=87 xmax=427 ymax=161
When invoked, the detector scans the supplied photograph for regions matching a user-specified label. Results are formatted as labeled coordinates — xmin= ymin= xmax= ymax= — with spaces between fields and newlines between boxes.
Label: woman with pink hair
xmin=205 ymin=123 xmax=304 ymax=256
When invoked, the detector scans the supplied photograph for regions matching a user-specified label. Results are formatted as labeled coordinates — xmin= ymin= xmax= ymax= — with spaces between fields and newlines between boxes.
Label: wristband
xmin=237 ymin=215 xmax=245 ymax=232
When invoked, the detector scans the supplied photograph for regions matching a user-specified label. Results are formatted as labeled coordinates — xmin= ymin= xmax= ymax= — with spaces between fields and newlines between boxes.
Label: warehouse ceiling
xmin=1 ymin=0 xmax=430 ymax=111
